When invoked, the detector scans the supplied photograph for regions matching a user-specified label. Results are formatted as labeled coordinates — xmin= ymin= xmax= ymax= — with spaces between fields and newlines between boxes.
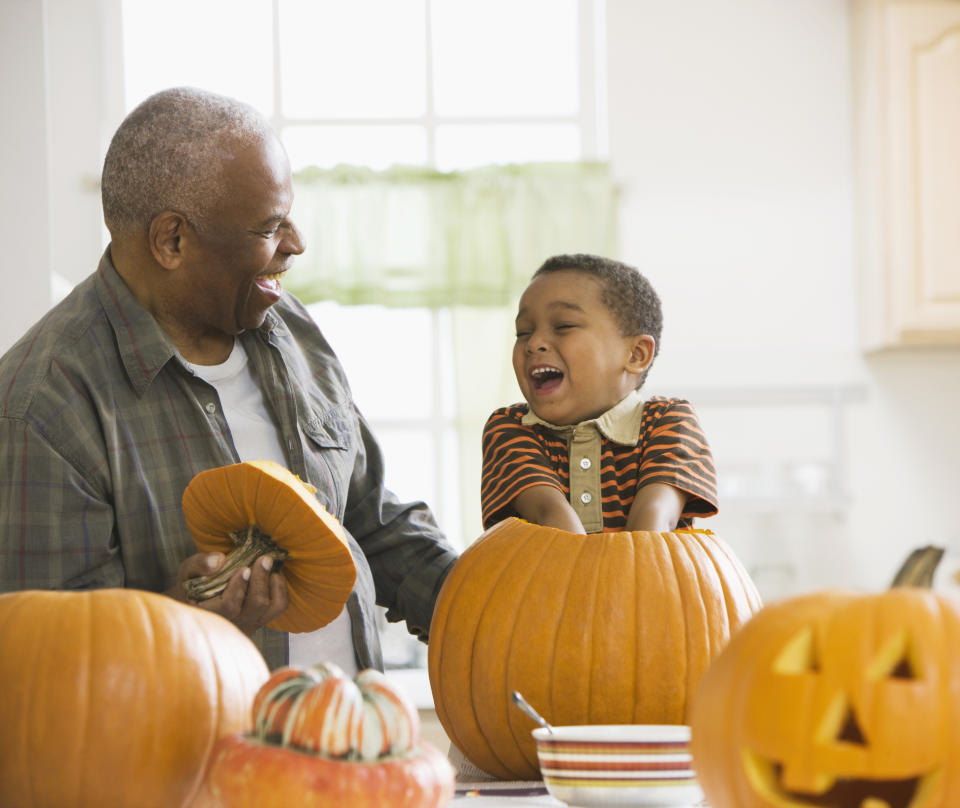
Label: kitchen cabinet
xmin=852 ymin=0 xmax=960 ymax=351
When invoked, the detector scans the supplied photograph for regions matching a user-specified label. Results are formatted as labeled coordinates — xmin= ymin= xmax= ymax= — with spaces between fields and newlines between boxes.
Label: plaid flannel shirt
xmin=0 ymin=249 xmax=458 ymax=670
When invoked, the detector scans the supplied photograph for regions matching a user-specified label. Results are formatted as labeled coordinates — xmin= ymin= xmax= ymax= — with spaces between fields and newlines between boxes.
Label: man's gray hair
xmin=101 ymin=86 xmax=275 ymax=233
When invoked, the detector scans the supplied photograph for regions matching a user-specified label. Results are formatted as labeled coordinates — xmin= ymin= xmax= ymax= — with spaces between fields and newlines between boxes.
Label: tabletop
xmin=450 ymin=780 xmax=710 ymax=807
xmin=451 ymin=782 xmax=562 ymax=807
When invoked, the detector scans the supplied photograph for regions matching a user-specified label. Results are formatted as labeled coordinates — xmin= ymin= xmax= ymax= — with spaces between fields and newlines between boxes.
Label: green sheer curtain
xmin=289 ymin=161 xmax=619 ymax=544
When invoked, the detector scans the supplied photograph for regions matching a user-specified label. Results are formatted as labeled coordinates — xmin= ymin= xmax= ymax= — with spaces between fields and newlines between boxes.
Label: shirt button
xmin=204 ymin=402 xmax=217 ymax=414
xmin=580 ymin=492 xmax=592 ymax=504
xmin=580 ymin=457 xmax=591 ymax=469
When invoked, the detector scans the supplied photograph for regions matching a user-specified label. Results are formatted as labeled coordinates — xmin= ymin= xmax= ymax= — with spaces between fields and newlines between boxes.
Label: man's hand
xmin=167 ymin=552 xmax=289 ymax=635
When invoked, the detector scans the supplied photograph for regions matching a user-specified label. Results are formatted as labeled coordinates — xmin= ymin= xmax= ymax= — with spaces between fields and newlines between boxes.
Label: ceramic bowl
xmin=532 ymin=724 xmax=703 ymax=807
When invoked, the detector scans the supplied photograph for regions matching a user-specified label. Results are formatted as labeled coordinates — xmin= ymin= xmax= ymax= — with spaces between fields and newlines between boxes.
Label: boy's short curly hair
xmin=533 ymin=253 xmax=663 ymax=364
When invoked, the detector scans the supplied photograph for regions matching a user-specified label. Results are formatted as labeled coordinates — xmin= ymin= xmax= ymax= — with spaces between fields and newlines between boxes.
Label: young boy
xmin=481 ymin=253 xmax=718 ymax=534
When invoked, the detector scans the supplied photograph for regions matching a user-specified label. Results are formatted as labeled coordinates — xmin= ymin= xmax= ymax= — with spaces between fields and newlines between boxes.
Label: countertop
xmin=450 ymin=782 xmax=564 ymax=807
xmin=451 ymin=781 xmax=709 ymax=807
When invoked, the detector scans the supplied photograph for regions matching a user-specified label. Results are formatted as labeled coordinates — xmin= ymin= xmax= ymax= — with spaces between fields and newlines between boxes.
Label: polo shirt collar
xmin=520 ymin=389 xmax=645 ymax=445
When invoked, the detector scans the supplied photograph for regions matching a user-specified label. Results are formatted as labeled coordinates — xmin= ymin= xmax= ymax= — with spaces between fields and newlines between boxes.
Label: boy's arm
xmin=626 ymin=482 xmax=690 ymax=532
xmin=514 ymin=485 xmax=587 ymax=534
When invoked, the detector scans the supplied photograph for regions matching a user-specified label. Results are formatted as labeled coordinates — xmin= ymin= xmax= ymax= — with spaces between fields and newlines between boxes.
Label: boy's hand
xmin=514 ymin=485 xmax=587 ymax=533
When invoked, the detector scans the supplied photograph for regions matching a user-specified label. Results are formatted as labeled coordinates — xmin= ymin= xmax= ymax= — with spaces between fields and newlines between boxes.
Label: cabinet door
xmin=854 ymin=0 xmax=960 ymax=350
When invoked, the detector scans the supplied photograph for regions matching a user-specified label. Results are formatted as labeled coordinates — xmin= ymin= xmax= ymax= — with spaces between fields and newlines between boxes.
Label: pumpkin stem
xmin=184 ymin=525 xmax=290 ymax=601
xmin=889 ymin=545 xmax=944 ymax=589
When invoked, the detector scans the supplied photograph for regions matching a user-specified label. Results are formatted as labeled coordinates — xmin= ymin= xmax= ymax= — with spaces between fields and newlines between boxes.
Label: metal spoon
xmin=511 ymin=690 xmax=554 ymax=734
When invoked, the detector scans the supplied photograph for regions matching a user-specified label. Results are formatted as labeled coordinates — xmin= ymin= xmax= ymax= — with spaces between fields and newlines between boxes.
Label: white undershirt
xmin=184 ymin=339 xmax=358 ymax=676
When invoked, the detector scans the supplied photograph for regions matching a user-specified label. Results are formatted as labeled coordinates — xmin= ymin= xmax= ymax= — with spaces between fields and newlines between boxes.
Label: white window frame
xmin=264 ymin=0 xmax=608 ymax=164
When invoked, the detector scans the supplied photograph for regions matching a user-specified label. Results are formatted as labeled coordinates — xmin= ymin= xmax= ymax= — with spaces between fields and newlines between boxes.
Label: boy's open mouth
xmin=530 ymin=365 xmax=564 ymax=394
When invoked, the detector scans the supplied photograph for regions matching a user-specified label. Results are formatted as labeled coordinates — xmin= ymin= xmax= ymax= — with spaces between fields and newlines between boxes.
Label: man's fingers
xmin=207 ymin=566 xmax=250 ymax=620
xmin=263 ymin=569 xmax=290 ymax=624
xmin=187 ymin=556 xmax=289 ymax=635
xmin=178 ymin=551 xmax=225 ymax=583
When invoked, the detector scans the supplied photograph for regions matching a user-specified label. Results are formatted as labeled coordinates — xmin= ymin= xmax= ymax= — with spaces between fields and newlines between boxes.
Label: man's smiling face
xmin=175 ymin=133 xmax=305 ymax=341
xmin=512 ymin=269 xmax=649 ymax=425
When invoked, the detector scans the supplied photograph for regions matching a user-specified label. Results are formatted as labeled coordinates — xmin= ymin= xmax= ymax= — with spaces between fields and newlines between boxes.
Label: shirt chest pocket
xmin=301 ymin=405 xmax=357 ymax=517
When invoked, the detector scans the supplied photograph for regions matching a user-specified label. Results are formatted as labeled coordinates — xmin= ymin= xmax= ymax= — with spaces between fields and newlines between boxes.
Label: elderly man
xmin=0 ymin=87 xmax=458 ymax=671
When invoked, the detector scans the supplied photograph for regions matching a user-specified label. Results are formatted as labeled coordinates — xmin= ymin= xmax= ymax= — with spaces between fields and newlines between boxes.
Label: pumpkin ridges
xmin=0 ymin=589 xmax=269 ymax=808
xmin=549 ymin=530 xmax=604 ymax=730
xmin=695 ymin=528 xmax=764 ymax=618
xmin=679 ymin=531 xmax=735 ymax=712
xmin=430 ymin=521 xmax=762 ymax=779
xmin=590 ymin=532 xmax=639 ymax=724
xmin=686 ymin=531 xmax=741 ymax=643
xmin=470 ymin=522 xmax=552 ymax=777
xmin=504 ymin=526 xmax=583 ymax=774
xmin=635 ymin=532 xmax=687 ymax=723
xmin=182 ymin=593 xmax=269 ymax=804
xmin=183 ymin=462 xmax=356 ymax=633
xmin=427 ymin=523 xmax=527 ymax=775
xmin=544 ymin=528 xmax=592 ymax=730
xmin=471 ymin=532 xmax=557 ymax=776
xmin=667 ymin=530 xmax=717 ymax=722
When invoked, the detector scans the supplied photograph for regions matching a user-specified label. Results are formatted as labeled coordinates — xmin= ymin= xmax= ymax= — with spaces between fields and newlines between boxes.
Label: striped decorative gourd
xmin=428 ymin=518 xmax=762 ymax=779
xmin=205 ymin=662 xmax=455 ymax=808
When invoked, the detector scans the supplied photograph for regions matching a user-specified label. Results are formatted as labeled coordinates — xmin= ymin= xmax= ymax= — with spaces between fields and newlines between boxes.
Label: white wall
xmin=606 ymin=0 xmax=960 ymax=595
xmin=1 ymin=0 xmax=53 ymax=348
xmin=0 ymin=0 xmax=119 ymax=353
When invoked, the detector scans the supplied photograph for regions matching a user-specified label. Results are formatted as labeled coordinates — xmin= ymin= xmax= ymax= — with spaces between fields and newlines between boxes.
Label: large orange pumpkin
xmin=205 ymin=662 xmax=455 ymax=808
xmin=689 ymin=582 xmax=960 ymax=808
xmin=427 ymin=518 xmax=762 ymax=779
xmin=0 ymin=588 xmax=269 ymax=808
xmin=182 ymin=460 xmax=357 ymax=633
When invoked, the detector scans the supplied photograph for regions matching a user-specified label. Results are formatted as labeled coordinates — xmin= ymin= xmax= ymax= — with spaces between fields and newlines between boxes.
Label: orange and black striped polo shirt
xmin=481 ymin=395 xmax=717 ymax=531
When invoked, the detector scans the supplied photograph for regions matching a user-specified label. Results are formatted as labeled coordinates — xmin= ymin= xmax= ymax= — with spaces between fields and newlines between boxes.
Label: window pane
xmin=432 ymin=0 xmax=579 ymax=117
xmin=121 ymin=0 xmax=273 ymax=115
xmin=279 ymin=0 xmax=427 ymax=118
xmin=282 ymin=124 xmax=427 ymax=171
xmin=437 ymin=310 xmax=457 ymax=419
xmin=373 ymin=426 xmax=438 ymax=510
xmin=305 ymin=303 xmax=434 ymax=419
xmin=435 ymin=123 xmax=580 ymax=170
xmin=441 ymin=425 xmax=463 ymax=549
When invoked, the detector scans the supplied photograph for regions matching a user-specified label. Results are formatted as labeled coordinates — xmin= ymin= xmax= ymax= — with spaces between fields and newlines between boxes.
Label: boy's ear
xmin=148 ymin=211 xmax=189 ymax=270
xmin=625 ymin=334 xmax=656 ymax=377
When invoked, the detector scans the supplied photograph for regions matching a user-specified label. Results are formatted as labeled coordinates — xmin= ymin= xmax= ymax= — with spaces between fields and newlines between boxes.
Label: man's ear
xmin=625 ymin=334 xmax=656 ymax=377
xmin=148 ymin=211 xmax=189 ymax=270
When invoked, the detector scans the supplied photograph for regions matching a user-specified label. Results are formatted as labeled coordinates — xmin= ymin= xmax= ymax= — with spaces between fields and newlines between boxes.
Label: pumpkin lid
xmin=182 ymin=460 xmax=357 ymax=633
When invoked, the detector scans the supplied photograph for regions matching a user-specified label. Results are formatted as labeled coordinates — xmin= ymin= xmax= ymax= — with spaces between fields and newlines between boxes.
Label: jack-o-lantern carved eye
xmin=867 ymin=630 xmax=918 ymax=681
xmin=772 ymin=625 xmax=820 ymax=675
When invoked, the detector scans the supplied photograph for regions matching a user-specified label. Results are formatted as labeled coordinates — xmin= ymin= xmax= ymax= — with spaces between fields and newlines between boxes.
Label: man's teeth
xmin=531 ymin=367 xmax=561 ymax=378
xmin=261 ymin=272 xmax=283 ymax=281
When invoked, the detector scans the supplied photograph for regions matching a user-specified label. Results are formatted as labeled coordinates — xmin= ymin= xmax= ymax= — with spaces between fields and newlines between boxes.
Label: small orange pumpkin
xmin=182 ymin=460 xmax=357 ymax=633
xmin=205 ymin=662 xmax=455 ymax=808
xmin=690 ymin=565 xmax=960 ymax=808
xmin=428 ymin=518 xmax=762 ymax=779
xmin=0 ymin=588 xmax=269 ymax=808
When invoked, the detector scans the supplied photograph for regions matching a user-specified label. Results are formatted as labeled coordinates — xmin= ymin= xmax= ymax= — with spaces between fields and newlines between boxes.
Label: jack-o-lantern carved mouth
xmin=742 ymin=750 xmax=940 ymax=808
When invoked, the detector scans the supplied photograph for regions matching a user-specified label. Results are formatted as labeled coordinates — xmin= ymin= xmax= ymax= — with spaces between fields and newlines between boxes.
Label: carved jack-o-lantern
xmin=690 ymin=586 xmax=960 ymax=808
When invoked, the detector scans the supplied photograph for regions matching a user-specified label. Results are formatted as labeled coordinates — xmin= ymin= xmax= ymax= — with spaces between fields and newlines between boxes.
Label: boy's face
xmin=512 ymin=269 xmax=653 ymax=425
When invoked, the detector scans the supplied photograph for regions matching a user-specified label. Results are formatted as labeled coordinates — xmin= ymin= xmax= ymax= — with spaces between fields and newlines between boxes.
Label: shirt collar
xmin=94 ymin=247 xmax=280 ymax=396
xmin=520 ymin=389 xmax=645 ymax=445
